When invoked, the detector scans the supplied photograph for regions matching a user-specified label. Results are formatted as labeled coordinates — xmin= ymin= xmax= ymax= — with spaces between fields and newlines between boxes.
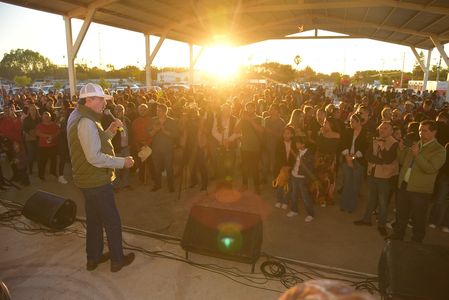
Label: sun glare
xmin=199 ymin=45 xmax=240 ymax=80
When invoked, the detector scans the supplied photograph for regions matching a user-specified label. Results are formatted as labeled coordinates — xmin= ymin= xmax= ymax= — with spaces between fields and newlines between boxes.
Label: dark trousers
xmin=152 ymin=150 xmax=174 ymax=188
xmin=81 ymin=183 xmax=124 ymax=263
xmin=58 ymin=145 xmax=70 ymax=177
xmin=38 ymin=146 xmax=57 ymax=179
xmin=362 ymin=176 xmax=393 ymax=227
xmin=215 ymin=147 xmax=236 ymax=187
xmin=190 ymin=147 xmax=208 ymax=189
xmin=241 ymin=150 xmax=260 ymax=190
xmin=394 ymin=182 xmax=431 ymax=242
xmin=429 ymin=173 xmax=449 ymax=227
xmin=25 ymin=140 xmax=38 ymax=173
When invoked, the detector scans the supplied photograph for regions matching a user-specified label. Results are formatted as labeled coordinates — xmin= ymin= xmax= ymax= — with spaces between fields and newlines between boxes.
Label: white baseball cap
xmin=79 ymin=83 xmax=112 ymax=100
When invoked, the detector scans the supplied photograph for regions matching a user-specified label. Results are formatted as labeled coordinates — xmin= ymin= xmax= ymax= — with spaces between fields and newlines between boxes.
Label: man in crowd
xmin=236 ymin=101 xmax=264 ymax=194
xmin=67 ymin=83 xmax=135 ymax=272
xmin=150 ymin=103 xmax=178 ymax=192
xmin=387 ymin=120 xmax=446 ymax=243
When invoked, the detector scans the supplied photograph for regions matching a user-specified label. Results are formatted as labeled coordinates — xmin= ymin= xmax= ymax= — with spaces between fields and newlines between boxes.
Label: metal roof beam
xmin=430 ymin=35 xmax=449 ymax=67
xmin=411 ymin=47 xmax=426 ymax=72
xmin=308 ymin=13 xmax=440 ymax=39
xmin=371 ymin=7 xmax=396 ymax=38
xmin=66 ymin=0 xmax=118 ymax=18
xmin=242 ymin=1 xmax=385 ymax=13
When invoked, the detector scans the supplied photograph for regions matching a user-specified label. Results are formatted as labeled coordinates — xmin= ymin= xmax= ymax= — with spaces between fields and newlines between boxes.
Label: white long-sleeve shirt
xmin=77 ymin=118 xmax=125 ymax=169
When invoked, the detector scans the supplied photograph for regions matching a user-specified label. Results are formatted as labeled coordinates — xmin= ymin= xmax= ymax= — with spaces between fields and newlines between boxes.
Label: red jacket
xmin=0 ymin=116 xmax=23 ymax=142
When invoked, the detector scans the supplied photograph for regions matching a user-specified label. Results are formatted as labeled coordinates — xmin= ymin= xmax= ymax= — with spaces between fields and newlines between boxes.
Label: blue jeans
xmin=81 ymin=183 xmax=124 ymax=263
xmin=290 ymin=176 xmax=314 ymax=216
xmin=341 ymin=161 xmax=365 ymax=212
xmin=276 ymin=184 xmax=291 ymax=205
xmin=362 ymin=176 xmax=392 ymax=227
xmin=429 ymin=173 xmax=449 ymax=227
xmin=114 ymin=147 xmax=130 ymax=188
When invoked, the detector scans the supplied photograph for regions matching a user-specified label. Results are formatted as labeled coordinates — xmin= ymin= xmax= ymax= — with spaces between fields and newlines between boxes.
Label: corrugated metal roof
xmin=2 ymin=0 xmax=449 ymax=49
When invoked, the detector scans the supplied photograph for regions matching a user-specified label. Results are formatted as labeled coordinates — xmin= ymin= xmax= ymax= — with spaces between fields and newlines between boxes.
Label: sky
xmin=0 ymin=2 xmax=447 ymax=77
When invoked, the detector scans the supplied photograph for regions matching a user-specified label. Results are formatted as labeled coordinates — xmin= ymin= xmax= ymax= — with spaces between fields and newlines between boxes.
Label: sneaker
xmin=58 ymin=176 xmax=68 ymax=184
xmin=286 ymin=211 xmax=298 ymax=217
xmin=305 ymin=216 xmax=314 ymax=222
xmin=281 ymin=204 xmax=288 ymax=210
xmin=274 ymin=202 xmax=282 ymax=208
xmin=429 ymin=223 xmax=437 ymax=229
xmin=354 ymin=219 xmax=372 ymax=226
xmin=442 ymin=227 xmax=449 ymax=233
xmin=110 ymin=252 xmax=135 ymax=272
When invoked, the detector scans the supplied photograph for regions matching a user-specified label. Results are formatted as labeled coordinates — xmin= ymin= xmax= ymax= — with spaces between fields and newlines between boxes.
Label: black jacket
xmin=274 ymin=140 xmax=297 ymax=177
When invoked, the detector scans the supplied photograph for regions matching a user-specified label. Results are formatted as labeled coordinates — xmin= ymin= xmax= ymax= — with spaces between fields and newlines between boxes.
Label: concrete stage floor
xmin=1 ymin=165 xmax=448 ymax=299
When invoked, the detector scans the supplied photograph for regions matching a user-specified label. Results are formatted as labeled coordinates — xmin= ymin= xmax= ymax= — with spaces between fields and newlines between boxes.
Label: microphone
xmin=104 ymin=108 xmax=124 ymax=132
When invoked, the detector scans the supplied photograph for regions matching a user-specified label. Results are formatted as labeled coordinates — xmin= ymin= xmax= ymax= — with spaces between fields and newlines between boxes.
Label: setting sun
xmin=198 ymin=45 xmax=240 ymax=80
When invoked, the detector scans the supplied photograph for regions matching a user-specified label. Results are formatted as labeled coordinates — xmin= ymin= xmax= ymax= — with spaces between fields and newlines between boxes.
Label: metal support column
xmin=145 ymin=34 xmax=152 ymax=89
xmin=189 ymin=44 xmax=194 ymax=87
xmin=423 ymin=49 xmax=432 ymax=92
xmin=64 ymin=16 xmax=76 ymax=98
xmin=188 ymin=45 xmax=204 ymax=87
xmin=63 ymin=8 xmax=95 ymax=97
xmin=145 ymin=34 xmax=166 ymax=90
xmin=430 ymin=36 xmax=449 ymax=102
xmin=411 ymin=47 xmax=427 ymax=93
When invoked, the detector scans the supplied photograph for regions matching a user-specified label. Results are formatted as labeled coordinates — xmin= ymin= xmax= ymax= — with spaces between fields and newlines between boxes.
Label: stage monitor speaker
xmin=378 ymin=240 xmax=449 ymax=300
xmin=22 ymin=190 xmax=76 ymax=230
xmin=181 ymin=205 xmax=263 ymax=269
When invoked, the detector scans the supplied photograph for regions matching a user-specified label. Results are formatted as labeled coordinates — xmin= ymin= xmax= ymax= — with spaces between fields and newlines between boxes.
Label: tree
xmin=0 ymin=49 xmax=56 ymax=79
xmin=14 ymin=75 xmax=31 ymax=87
xmin=98 ymin=77 xmax=111 ymax=89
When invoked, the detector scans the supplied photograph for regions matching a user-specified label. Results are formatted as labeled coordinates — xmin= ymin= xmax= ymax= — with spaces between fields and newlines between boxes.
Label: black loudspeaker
xmin=181 ymin=205 xmax=263 ymax=271
xmin=22 ymin=190 xmax=76 ymax=229
xmin=379 ymin=240 xmax=449 ymax=300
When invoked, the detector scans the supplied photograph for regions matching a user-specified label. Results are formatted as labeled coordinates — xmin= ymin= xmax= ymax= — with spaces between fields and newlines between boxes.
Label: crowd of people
xmin=0 ymin=82 xmax=448 ymax=242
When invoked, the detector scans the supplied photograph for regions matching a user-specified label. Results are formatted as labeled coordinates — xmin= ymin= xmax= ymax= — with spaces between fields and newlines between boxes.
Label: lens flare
xmin=217 ymin=222 xmax=242 ymax=253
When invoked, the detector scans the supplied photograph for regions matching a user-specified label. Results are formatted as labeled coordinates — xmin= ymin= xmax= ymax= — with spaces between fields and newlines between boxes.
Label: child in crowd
xmin=289 ymin=136 xmax=315 ymax=222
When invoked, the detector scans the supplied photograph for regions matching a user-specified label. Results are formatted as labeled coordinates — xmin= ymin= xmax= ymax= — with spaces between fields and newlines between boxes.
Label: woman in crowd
xmin=287 ymin=108 xmax=307 ymax=138
xmin=35 ymin=111 xmax=60 ymax=181
xmin=340 ymin=113 xmax=367 ymax=213
xmin=313 ymin=117 xmax=341 ymax=207
xmin=22 ymin=103 xmax=40 ymax=174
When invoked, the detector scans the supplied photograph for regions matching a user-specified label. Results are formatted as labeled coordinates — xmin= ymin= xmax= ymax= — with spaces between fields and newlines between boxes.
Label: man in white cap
xmin=67 ymin=83 xmax=135 ymax=272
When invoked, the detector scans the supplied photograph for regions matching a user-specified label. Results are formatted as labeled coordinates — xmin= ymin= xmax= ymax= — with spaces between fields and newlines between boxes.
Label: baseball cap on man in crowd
xmin=79 ymin=83 xmax=112 ymax=100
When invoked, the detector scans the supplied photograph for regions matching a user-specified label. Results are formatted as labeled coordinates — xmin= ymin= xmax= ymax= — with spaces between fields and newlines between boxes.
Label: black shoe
xmin=86 ymin=252 xmax=110 ymax=271
xmin=110 ymin=252 xmax=135 ymax=272
xmin=385 ymin=234 xmax=403 ymax=241
xmin=378 ymin=227 xmax=388 ymax=236
xmin=151 ymin=185 xmax=161 ymax=192
xmin=354 ymin=219 xmax=372 ymax=226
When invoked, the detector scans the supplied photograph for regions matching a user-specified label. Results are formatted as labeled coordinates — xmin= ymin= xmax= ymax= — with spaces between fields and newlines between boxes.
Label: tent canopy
xmin=2 ymin=0 xmax=449 ymax=49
